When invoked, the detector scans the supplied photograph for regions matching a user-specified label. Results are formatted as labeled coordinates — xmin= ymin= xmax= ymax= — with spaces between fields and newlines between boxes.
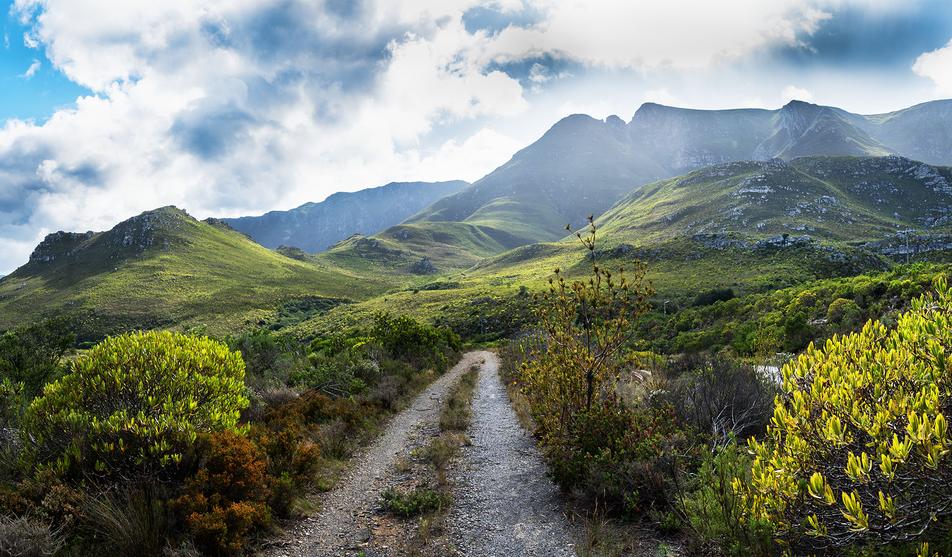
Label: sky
xmin=0 ymin=0 xmax=951 ymax=274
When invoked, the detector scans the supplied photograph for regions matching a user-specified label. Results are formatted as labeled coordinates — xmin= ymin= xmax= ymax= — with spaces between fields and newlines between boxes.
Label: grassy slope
xmin=293 ymin=156 xmax=952 ymax=336
xmin=0 ymin=207 xmax=393 ymax=338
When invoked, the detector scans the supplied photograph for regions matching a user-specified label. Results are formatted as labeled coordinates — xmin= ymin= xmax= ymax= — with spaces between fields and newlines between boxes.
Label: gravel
xmin=260 ymin=350 xmax=577 ymax=557
xmin=446 ymin=351 xmax=577 ymax=556
xmin=260 ymin=351 xmax=485 ymax=557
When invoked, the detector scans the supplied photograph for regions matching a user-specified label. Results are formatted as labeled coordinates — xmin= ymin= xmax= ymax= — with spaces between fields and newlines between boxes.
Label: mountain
xmin=222 ymin=180 xmax=468 ymax=252
xmin=467 ymin=155 xmax=952 ymax=296
xmin=597 ymin=155 xmax=952 ymax=245
xmin=326 ymin=99 xmax=952 ymax=275
xmin=0 ymin=207 xmax=391 ymax=338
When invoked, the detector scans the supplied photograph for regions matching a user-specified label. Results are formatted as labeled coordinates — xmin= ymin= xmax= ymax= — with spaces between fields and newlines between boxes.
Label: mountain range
xmin=3 ymin=98 xmax=952 ymax=337
xmin=323 ymin=99 xmax=952 ymax=273
xmin=222 ymin=180 xmax=468 ymax=252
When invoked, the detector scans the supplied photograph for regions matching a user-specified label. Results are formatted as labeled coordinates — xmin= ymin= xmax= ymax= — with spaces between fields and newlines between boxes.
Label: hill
xmin=0 ymin=207 xmax=392 ymax=339
xmin=326 ymin=100 xmax=952 ymax=275
xmin=222 ymin=180 xmax=468 ymax=252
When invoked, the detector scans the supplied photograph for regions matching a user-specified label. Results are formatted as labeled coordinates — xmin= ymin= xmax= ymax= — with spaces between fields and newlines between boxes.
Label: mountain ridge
xmin=223 ymin=180 xmax=469 ymax=252
xmin=325 ymin=99 xmax=952 ymax=275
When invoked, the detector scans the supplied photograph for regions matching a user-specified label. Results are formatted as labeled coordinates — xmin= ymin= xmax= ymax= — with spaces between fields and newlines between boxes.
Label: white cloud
xmin=21 ymin=59 xmax=41 ymax=78
xmin=483 ymin=0 xmax=834 ymax=70
xmin=0 ymin=0 xmax=938 ymax=273
xmin=781 ymin=85 xmax=814 ymax=103
xmin=913 ymin=39 xmax=952 ymax=94
xmin=22 ymin=31 xmax=39 ymax=49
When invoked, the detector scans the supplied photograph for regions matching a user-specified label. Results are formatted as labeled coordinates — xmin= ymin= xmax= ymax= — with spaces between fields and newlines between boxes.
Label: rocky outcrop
xmin=29 ymin=231 xmax=95 ymax=263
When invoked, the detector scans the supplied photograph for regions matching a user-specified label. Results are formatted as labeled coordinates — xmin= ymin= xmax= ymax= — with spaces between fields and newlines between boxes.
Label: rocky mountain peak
xmin=29 ymin=231 xmax=95 ymax=264
xmin=105 ymin=206 xmax=191 ymax=253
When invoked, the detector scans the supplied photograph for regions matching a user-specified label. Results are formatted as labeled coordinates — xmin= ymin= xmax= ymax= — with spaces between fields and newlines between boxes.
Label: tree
xmin=740 ymin=277 xmax=952 ymax=552
xmin=23 ymin=330 xmax=248 ymax=481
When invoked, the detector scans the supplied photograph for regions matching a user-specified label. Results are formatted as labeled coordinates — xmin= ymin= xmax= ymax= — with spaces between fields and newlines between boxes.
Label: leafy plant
xmin=741 ymin=277 xmax=952 ymax=552
xmin=677 ymin=443 xmax=775 ymax=556
xmin=23 ymin=330 xmax=248 ymax=481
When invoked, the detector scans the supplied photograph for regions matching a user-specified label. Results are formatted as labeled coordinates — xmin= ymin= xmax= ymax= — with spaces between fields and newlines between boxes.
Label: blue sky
xmin=0 ymin=0 xmax=89 ymax=121
xmin=0 ymin=0 xmax=951 ymax=274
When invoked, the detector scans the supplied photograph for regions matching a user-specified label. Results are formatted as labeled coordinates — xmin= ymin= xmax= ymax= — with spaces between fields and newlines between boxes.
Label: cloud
xmin=22 ymin=31 xmax=39 ymax=49
xmin=0 ymin=0 xmax=944 ymax=273
xmin=0 ymin=0 xmax=527 ymax=272
xmin=913 ymin=38 xmax=952 ymax=94
xmin=781 ymin=84 xmax=814 ymax=103
xmin=21 ymin=59 xmax=42 ymax=78
xmin=483 ymin=1 xmax=835 ymax=70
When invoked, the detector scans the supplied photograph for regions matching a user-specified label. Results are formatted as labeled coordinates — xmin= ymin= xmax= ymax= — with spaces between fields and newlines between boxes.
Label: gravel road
xmin=261 ymin=351 xmax=485 ymax=557
xmin=446 ymin=351 xmax=577 ymax=556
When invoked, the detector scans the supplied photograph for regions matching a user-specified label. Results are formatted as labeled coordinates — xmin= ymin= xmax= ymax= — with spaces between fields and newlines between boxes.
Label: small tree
xmin=521 ymin=216 xmax=653 ymax=440
xmin=741 ymin=277 xmax=952 ymax=552
xmin=23 ymin=330 xmax=248 ymax=481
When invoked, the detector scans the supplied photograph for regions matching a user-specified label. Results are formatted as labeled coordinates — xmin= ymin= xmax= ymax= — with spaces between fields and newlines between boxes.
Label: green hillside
xmin=0 ymin=207 xmax=392 ymax=339
xmin=293 ymin=155 xmax=952 ymax=338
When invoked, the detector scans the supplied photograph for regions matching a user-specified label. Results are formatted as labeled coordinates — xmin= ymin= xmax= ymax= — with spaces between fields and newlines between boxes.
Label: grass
xmin=380 ymin=486 xmax=449 ymax=518
xmin=439 ymin=366 xmax=478 ymax=431
xmin=0 ymin=207 xmax=395 ymax=340
xmin=378 ymin=364 xmax=481 ymax=554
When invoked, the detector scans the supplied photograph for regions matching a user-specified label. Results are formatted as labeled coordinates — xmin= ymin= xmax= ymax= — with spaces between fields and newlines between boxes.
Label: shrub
xmin=678 ymin=443 xmax=775 ymax=556
xmin=0 ymin=316 xmax=74 ymax=401
xmin=520 ymin=219 xmax=652 ymax=442
xmin=23 ymin=331 xmax=248 ymax=481
xmin=174 ymin=431 xmax=270 ymax=556
xmin=694 ymin=288 xmax=736 ymax=307
xmin=662 ymin=356 xmax=777 ymax=448
xmin=380 ymin=487 xmax=448 ymax=518
xmin=742 ymin=277 xmax=952 ymax=552
xmin=544 ymin=401 xmax=680 ymax=514
xmin=371 ymin=313 xmax=460 ymax=369
xmin=827 ymin=297 xmax=864 ymax=330
xmin=229 ymin=330 xmax=303 ymax=390
xmin=0 ymin=514 xmax=62 ymax=557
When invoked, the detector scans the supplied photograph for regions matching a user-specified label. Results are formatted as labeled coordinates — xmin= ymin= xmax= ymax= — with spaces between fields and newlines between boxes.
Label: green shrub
xmin=544 ymin=401 xmax=680 ymax=514
xmin=229 ymin=330 xmax=304 ymax=390
xmin=23 ymin=331 xmax=248 ymax=481
xmin=742 ymin=278 xmax=952 ymax=552
xmin=678 ymin=443 xmax=775 ymax=556
xmin=827 ymin=297 xmax=863 ymax=330
xmin=371 ymin=313 xmax=459 ymax=369
xmin=380 ymin=487 xmax=448 ymax=518
xmin=0 ymin=316 xmax=74 ymax=401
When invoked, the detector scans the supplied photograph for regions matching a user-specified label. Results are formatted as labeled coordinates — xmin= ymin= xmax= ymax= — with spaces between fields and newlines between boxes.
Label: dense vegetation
xmin=0 ymin=313 xmax=459 ymax=555
xmin=508 ymin=221 xmax=952 ymax=555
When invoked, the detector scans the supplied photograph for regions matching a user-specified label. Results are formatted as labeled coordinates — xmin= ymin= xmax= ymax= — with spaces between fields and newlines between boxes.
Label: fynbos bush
xmin=741 ymin=277 xmax=952 ymax=552
xmin=23 ymin=331 xmax=248 ymax=481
